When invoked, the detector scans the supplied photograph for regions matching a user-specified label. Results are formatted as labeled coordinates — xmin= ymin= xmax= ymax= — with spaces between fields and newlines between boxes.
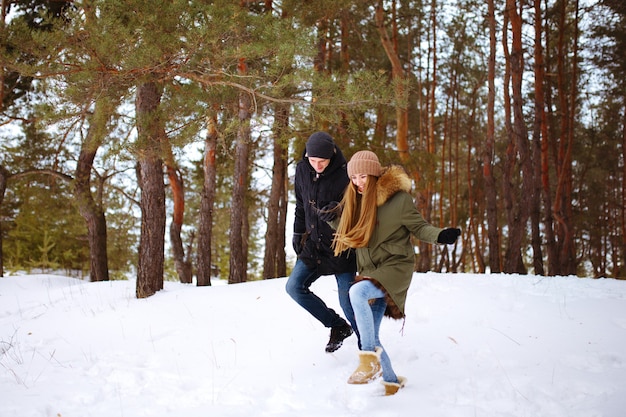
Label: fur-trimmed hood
xmin=376 ymin=165 xmax=412 ymax=207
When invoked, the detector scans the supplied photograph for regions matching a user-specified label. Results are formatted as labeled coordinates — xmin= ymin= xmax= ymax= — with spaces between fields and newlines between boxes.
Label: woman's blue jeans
xmin=286 ymin=259 xmax=357 ymax=332
xmin=349 ymin=279 xmax=399 ymax=383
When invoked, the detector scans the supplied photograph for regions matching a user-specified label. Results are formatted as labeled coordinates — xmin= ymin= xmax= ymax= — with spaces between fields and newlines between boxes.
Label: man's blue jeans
xmin=286 ymin=259 xmax=357 ymax=331
xmin=349 ymin=279 xmax=399 ymax=383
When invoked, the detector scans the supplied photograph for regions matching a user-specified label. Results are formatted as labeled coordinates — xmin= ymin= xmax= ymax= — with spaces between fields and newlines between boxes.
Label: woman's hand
xmin=437 ymin=228 xmax=461 ymax=244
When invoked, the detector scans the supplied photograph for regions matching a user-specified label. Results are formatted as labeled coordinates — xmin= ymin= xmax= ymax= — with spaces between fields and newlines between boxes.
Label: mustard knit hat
xmin=347 ymin=150 xmax=382 ymax=177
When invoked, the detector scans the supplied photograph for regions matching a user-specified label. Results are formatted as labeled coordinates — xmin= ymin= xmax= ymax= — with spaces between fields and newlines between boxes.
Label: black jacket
xmin=293 ymin=146 xmax=356 ymax=275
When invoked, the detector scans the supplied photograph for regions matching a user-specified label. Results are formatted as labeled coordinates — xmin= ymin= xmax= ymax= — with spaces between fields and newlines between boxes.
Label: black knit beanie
xmin=305 ymin=132 xmax=335 ymax=159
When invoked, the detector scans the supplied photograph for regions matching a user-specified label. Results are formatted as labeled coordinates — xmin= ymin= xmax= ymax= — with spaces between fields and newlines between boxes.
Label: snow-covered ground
xmin=1 ymin=272 xmax=625 ymax=417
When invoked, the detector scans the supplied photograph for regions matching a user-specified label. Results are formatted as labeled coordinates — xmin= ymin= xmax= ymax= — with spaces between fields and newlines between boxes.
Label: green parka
xmin=355 ymin=165 xmax=442 ymax=319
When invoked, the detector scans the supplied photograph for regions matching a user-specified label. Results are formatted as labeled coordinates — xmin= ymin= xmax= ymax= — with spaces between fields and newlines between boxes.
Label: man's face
xmin=309 ymin=157 xmax=330 ymax=174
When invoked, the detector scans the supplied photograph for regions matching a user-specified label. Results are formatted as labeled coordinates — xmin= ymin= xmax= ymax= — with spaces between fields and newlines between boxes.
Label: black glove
xmin=437 ymin=228 xmax=461 ymax=244
xmin=292 ymin=233 xmax=304 ymax=255
xmin=318 ymin=201 xmax=340 ymax=223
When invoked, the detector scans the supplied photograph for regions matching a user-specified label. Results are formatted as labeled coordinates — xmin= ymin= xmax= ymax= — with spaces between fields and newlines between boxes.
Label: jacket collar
xmin=375 ymin=165 xmax=412 ymax=206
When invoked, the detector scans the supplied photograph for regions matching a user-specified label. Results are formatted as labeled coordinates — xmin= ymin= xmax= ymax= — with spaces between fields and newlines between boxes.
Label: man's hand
xmin=292 ymin=233 xmax=304 ymax=254
xmin=318 ymin=201 xmax=340 ymax=223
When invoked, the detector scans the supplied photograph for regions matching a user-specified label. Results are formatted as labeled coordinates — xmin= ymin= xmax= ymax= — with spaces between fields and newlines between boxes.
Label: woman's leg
xmin=349 ymin=280 xmax=385 ymax=351
xmin=370 ymin=298 xmax=399 ymax=383
xmin=349 ymin=280 xmax=399 ymax=383
xmin=347 ymin=280 xmax=381 ymax=383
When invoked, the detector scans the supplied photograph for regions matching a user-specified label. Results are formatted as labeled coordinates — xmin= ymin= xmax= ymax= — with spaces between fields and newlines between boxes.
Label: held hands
xmin=437 ymin=228 xmax=461 ymax=244
xmin=318 ymin=201 xmax=340 ymax=223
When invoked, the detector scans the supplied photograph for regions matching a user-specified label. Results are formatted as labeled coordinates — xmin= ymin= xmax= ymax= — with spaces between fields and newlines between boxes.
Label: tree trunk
xmin=263 ymin=102 xmax=289 ymax=279
xmin=135 ymin=81 xmax=165 ymax=298
xmin=466 ymin=85 xmax=484 ymax=273
xmin=0 ymin=5 xmax=4 ymax=277
xmin=613 ymin=106 xmax=626 ymax=279
xmin=503 ymin=0 xmax=531 ymax=274
xmin=229 ymin=59 xmax=251 ymax=284
xmin=620 ymin=107 xmax=626 ymax=278
xmin=197 ymin=110 xmax=218 ymax=286
xmin=164 ymin=145 xmax=192 ymax=284
xmin=0 ymin=165 xmax=7 ymax=277
xmin=531 ymin=0 xmax=547 ymax=275
xmin=484 ymin=0 xmax=501 ymax=273
xmin=375 ymin=1 xmax=433 ymax=271
xmin=542 ymin=4 xmax=559 ymax=276
xmin=375 ymin=1 xmax=410 ymax=168
xmin=564 ymin=0 xmax=579 ymax=275
xmin=501 ymin=8 xmax=519 ymax=273
xmin=554 ymin=0 xmax=577 ymax=275
xmin=417 ymin=0 xmax=439 ymax=272
xmin=73 ymin=96 xmax=111 ymax=282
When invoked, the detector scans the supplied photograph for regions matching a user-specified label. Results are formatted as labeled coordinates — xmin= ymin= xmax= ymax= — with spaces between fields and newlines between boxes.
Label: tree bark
xmin=229 ymin=58 xmax=251 ymax=284
xmin=73 ymin=96 xmax=111 ymax=282
xmin=553 ymin=0 xmax=577 ymax=275
xmin=375 ymin=1 xmax=410 ymax=167
xmin=416 ymin=0 xmax=439 ymax=272
xmin=484 ymin=0 xmax=501 ymax=273
xmin=501 ymin=7 xmax=517 ymax=273
xmin=542 ymin=1 xmax=558 ymax=276
xmin=375 ymin=1 xmax=433 ymax=271
xmin=621 ymin=107 xmax=626 ymax=277
xmin=196 ymin=110 xmax=218 ymax=286
xmin=466 ymin=85 xmax=484 ymax=273
xmin=263 ymin=102 xmax=289 ymax=279
xmin=164 ymin=149 xmax=192 ymax=284
xmin=135 ymin=81 xmax=165 ymax=298
xmin=503 ymin=0 xmax=531 ymax=274
xmin=532 ymin=0 xmax=548 ymax=275
xmin=0 ymin=165 xmax=7 ymax=277
xmin=74 ymin=145 xmax=109 ymax=282
xmin=564 ymin=0 xmax=580 ymax=275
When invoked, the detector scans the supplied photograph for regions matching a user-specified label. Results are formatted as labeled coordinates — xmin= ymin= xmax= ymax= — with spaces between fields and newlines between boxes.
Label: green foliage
xmin=4 ymin=177 xmax=89 ymax=273
xmin=104 ymin=190 xmax=139 ymax=274
xmin=1 ymin=116 xmax=82 ymax=273
xmin=2 ymin=0 xmax=624 ymax=279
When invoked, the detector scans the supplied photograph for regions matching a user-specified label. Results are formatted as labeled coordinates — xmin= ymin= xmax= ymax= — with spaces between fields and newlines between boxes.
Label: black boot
xmin=325 ymin=322 xmax=353 ymax=353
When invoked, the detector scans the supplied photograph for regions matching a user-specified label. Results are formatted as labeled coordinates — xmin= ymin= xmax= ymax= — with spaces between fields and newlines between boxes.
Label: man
xmin=286 ymin=131 xmax=357 ymax=353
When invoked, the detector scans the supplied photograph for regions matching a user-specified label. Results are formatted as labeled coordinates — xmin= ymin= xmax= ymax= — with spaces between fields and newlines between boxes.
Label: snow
xmin=1 ymin=272 xmax=625 ymax=417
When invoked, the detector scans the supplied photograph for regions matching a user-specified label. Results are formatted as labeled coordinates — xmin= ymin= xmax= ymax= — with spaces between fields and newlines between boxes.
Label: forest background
xmin=0 ymin=0 xmax=624 ymax=298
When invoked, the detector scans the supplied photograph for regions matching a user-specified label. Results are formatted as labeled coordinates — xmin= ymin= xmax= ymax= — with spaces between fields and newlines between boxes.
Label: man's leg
xmin=285 ymin=259 xmax=345 ymax=327
xmin=336 ymin=272 xmax=360 ymax=345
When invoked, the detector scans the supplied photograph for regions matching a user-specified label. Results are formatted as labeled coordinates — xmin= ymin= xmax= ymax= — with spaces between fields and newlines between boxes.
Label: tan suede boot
xmin=347 ymin=347 xmax=382 ymax=384
xmin=381 ymin=376 xmax=407 ymax=396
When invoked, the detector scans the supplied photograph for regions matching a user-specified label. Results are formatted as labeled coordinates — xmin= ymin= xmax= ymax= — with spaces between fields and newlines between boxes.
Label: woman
xmin=330 ymin=150 xmax=460 ymax=396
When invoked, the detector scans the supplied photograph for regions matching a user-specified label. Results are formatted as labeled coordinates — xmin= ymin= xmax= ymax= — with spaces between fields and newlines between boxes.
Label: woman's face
xmin=350 ymin=173 xmax=369 ymax=194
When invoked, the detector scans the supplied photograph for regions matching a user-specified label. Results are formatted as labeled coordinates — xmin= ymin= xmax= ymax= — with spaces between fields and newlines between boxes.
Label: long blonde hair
xmin=332 ymin=175 xmax=379 ymax=256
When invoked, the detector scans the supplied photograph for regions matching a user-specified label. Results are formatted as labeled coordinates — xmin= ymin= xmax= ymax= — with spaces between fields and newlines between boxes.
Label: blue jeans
xmin=349 ymin=279 xmax=398 ymax=383
xmin=286 ymin=259 xmax=357 ymax=331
